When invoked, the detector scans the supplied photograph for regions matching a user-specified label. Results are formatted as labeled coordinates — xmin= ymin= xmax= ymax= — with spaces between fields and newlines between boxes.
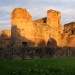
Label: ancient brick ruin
xmin=0 ymin=30 xmax=11 ymax=48
xmin=64 ymin=22 xmax=75 ymax=35
xmin=0 ymin=8 xmax=75 ymax=48
xmin=63 ymin=22 xmax=75 ymax=47
xmin=11 ymin=8 xmax=62 ymax=47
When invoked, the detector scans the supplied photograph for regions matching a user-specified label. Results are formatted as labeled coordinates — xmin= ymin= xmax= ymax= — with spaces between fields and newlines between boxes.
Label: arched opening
xmin=47 ymin=38 xmax=57 ymax=46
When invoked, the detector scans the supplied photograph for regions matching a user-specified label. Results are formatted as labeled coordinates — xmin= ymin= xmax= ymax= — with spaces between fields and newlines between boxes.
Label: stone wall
xmin=64 ymin=22 xmax=75 ymax=35
xmin=62 ymin=22 xmax=75 ymax=47
xmin=47 ymin=9 xmax=62 ymax=46
xmin=59 ymin=33 xmax=68 ymax=47
xmin=0 ymin=30 xmax=11 ymax=48
xmin=1 ymin=30 xmax=11 ymax=39
xmin=67 ymin=35 xmax=75 ymax=47
xmin=47 ymin=9 xmax=61 ymax=28
xmin=33 ymin=23 xmax=50 ymax=46
xmin=11 ymin=8 xmax=35 ymax=47
xmin=11 ymin=8 xmax=52 ymax=47
xmin=2 ymin=8 xmax=75 ymax=47
xmin=0 ymin=46 xmax=75 ymax=60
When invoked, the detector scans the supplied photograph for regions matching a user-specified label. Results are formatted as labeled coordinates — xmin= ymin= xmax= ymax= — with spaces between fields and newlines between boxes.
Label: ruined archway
xmin=47 ymin=38 xmax=57 ymax=46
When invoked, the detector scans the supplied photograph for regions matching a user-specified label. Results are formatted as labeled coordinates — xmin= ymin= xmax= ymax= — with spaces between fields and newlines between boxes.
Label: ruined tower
xmin=11 ymin=8 xmax=35 ymax=47
xmin=47 ymin=9 xmax=61 ymax=28
xmin=47 ymin=10 xmax=62 ymax=46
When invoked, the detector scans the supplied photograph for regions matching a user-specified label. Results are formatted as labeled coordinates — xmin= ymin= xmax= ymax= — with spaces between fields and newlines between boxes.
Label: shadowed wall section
xmin=0 ymin=30 xmax=11 ymax=48
xmin=47 ymin=38 xmax=57 ymax=46
xmin=47 ymin=10 xmax=62 ymax=46
xmin=11 ymin=8 xmax=36 ymax=47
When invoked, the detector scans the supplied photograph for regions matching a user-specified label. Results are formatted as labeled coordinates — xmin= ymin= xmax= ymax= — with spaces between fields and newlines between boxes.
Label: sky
xmin=0 ymin=0 xmax=75 ymax=31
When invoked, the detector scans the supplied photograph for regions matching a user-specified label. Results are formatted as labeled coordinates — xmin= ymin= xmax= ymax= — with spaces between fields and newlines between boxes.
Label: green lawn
xmin=0 ymin=57 xmax=75 ymax=75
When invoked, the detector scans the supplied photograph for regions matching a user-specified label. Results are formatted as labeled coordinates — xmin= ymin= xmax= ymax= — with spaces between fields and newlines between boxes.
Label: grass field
xmin=0 ymin=57 xmax=75 ymax=75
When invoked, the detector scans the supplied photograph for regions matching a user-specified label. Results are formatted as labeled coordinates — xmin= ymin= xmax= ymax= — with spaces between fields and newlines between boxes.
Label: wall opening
xmin=47 ymin=38 xmax=57 ymax=46
xmin=22 ymin=42 xmax=27 ymax=47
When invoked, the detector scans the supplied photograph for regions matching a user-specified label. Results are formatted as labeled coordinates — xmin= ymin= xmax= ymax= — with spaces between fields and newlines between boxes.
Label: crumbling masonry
xmin=11 ymin=8 xmax=62 ymax=47
xmin=0 ymin=8 xmax=75 ymax=47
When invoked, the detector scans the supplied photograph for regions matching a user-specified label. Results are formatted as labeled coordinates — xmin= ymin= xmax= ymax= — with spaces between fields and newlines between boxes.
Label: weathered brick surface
xmin=1 ymin=8 xmax=75 ymax=47
xmin=0 ymin=30 xmax=11 ymax=48
xmin=47 ymin=10 xmax=62 ymax=46
xmin=11 ymin=8 xmax=51 ymax=47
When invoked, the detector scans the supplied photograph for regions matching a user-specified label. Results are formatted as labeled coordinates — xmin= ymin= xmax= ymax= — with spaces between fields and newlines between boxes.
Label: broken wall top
xmin=47 ymin=9 xmax=61 ymax=15
xmin=64 ymin=22 xmax=75 ymax=31
xmin=12 ymin=8 xmax=32 ymax=22
xmin=33 ymin=17 xmax=47 ymax=23
xmin=47 ymin=9 xmax=61 ymax=28
xmin=1 ymin=30 xmax=11 ymax=40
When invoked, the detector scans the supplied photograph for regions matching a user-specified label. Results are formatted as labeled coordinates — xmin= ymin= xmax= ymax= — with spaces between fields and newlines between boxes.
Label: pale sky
xmin=0 ymin=0 xmax=75 ymax=30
